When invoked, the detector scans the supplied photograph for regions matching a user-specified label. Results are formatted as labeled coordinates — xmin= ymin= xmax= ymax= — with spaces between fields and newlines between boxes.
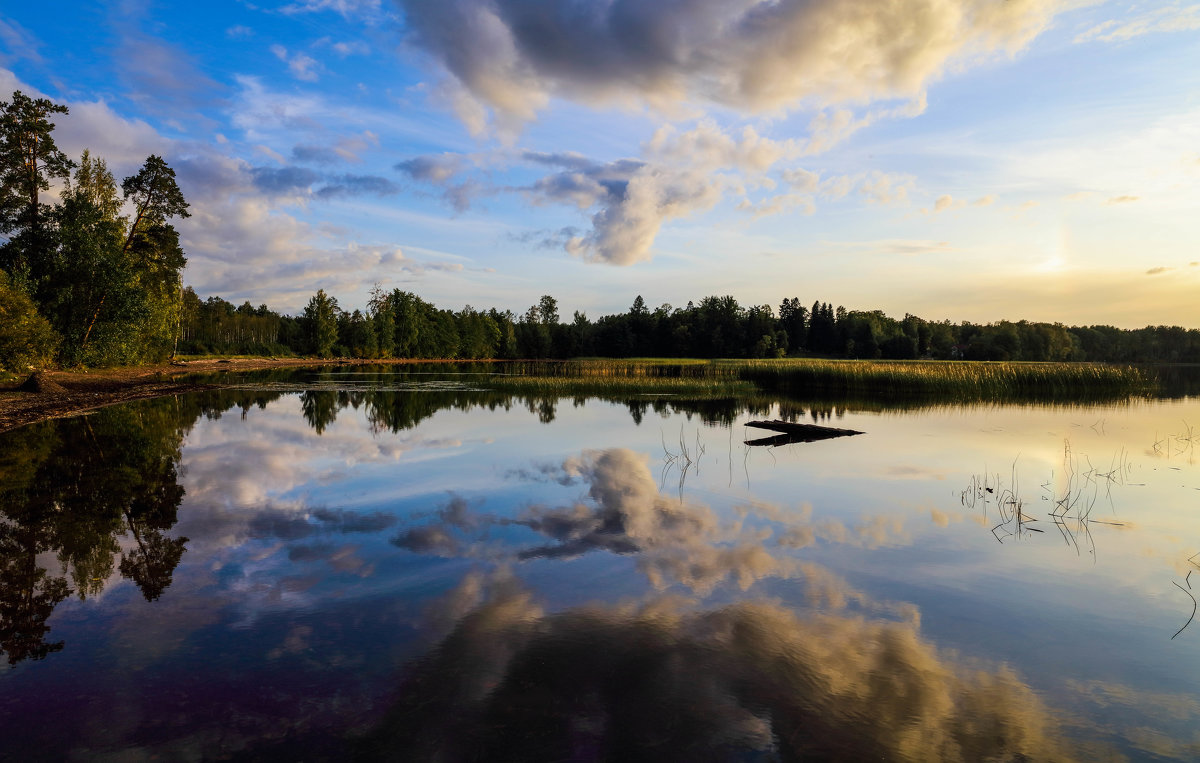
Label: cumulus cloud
xmin=859 ymin=170 xmax=915 ymax=205
xmin=647 ymin=122 xmax=801 ymax=172
xmin=533 ymin=124 xmax=805 ymax=264
xmin=405 ymin=143 xmax=723 ymax=264
xmin=398 ymin=118 xmax=916 ymax=264
xmin=370 ymin=574 xmax=1080 ymax=761
xmin=51 ymin=99 xmax=173 ymax=168
xmin=400 ymin=0 xmax=1067 ymax=133
xmin=396 ymin=153 xmax=469 ymax=184
xmin=925 ymin=193 xmax=967 ymax=214
xmin=165 ymin=148 xmax=460 ymax=307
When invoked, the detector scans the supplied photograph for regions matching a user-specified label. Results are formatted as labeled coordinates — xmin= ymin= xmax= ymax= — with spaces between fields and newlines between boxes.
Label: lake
xmin=2 ymin=365 xmax=1199 ymax=761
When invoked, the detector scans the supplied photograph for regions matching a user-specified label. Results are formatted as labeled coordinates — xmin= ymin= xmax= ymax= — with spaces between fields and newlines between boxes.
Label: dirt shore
xmin=0 ymin=357 xmax=371 ymax=434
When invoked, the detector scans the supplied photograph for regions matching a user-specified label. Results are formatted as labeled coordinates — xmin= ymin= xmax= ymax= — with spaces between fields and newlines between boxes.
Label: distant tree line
xmin=180 ymin=289 xmax=1200 ymax=364
xmin=0 ymin=91 xmax=189 ymax=372
xmin=3 ymin=92 xmax=1197 ymax=371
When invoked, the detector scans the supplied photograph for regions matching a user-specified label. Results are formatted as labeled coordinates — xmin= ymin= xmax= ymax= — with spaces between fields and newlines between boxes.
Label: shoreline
xmin=0 ymin=357 xmax=415 ymax=434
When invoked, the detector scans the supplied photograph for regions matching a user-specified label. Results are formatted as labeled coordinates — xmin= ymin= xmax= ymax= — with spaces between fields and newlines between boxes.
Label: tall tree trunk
xmin=80 ymin=293 xmax=106 ymax=350
xmin=171 ymin=276 xmax=182 ymax=359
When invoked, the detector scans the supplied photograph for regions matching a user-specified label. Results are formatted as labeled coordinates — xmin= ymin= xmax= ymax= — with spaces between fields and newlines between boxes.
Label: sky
xmin=1 ymin=0 xmax=1198 ymax=326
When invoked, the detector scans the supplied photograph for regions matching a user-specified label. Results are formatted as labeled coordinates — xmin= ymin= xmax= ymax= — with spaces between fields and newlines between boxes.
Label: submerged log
xmin=743 ymin=419 xmax=863 ymax=447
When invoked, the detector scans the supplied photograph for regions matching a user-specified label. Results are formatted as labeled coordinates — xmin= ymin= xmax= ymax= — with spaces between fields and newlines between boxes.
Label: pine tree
xmin=0 ymin=91 xmax=74 ymax=287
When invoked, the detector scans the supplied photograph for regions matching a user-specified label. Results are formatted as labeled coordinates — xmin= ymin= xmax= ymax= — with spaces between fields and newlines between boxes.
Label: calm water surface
xmin=2 ymin=366 xmax=1199 ymax=761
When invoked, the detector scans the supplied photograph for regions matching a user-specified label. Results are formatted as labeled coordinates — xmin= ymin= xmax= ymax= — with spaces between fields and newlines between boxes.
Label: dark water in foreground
xmin=2 ymin=367 xmax=1200 ymax=761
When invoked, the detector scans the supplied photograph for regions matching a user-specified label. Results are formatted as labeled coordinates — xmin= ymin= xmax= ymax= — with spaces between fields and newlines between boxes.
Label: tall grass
xmin=485 ymin=365 xmax=752 ymax=397
xmin=732 ymin=359 xmax=1154 ymax=401
xmin=485 ymin=359 xmax=1153 ymax=401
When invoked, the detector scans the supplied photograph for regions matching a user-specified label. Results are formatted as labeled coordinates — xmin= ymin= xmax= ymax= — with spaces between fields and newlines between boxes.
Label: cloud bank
xmin=400 ymin=0 xmax=1068 ymax=132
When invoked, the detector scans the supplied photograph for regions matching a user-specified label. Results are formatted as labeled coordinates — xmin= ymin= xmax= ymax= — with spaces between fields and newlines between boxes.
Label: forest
xmin=3 ymin=90 xmax=1199 ymax=373
xmin=179 ymin=289 xmax=1200 ymax=365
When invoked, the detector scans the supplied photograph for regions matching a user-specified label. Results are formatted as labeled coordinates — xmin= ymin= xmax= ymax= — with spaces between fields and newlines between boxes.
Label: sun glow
xmin=1033 ymin=226 xmax=1071 ymax=273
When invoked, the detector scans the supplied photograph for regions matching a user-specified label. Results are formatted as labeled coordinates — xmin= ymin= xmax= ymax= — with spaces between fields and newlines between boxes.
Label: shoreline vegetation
xmin=0 ymin=357 xmax=1159 ymax=435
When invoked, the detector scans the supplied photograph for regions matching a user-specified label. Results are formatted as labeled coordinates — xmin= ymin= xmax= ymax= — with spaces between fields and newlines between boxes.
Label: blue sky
xmin=2 ymin=0 xmax=1198 ymax=326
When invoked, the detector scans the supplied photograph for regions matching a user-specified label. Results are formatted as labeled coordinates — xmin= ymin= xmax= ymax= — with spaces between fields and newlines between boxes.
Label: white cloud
xmin=280 ymin=0 xmax=383 ymax=17
xmin=858 ymin=171 xmax=915 ymax=205
xmin=1076 ymin=4 xmax=1200 ymax=43
xmin=646 ymin=121 xmax=802 ymax=172
xmin=331 ymin=40 xmax=371 ymax=57
xmin=926 ymin=194 xmax=967 ymax=213
xmin=271 ymin=44 xmax=322 ymax=82
xmin=401 ymin=0 xmax=1067 ymax=134
xmin=0 ymin=18 xmax=43 ymax=66
xmin=738 ymin=193 xmax=816 ymax=219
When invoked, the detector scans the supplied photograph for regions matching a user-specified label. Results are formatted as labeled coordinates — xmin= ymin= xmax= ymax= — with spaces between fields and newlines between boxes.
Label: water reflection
xmin=0 ymin=403 xmax=191 ymax=664
xmin=0 ymin=391 xmax=285 ymax=665
xmin=394 ymin=447 xmax=913 ymax=612
xmin=2 ymin=368 xmax=1200 ymax=759
xmin=365 ymin=572 xmax=1078 ymax=762
xmin=960 ymin=442 xmax=1132 ymax=553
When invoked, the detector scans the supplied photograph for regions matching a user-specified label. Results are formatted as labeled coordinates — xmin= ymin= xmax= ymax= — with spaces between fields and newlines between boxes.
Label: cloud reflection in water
xmin=365 ymin=572 xmax=1078 ymax=762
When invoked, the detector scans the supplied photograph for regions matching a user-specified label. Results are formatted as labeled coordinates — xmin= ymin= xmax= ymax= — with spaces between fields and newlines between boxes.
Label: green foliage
xmin=0 ymin=91 xmax=74 ymax=284
xmin=304 ymin=289 xmax=340 ymax=358
xmin=178 ymin=290 xmax=295 ymax=356
xmin=0 ymin=270 xmax=59 ymax=372
xmin=47 ymin=151 xmax=129 ymax=363
xmin=53 ymin=152 xmax=189 ymax=366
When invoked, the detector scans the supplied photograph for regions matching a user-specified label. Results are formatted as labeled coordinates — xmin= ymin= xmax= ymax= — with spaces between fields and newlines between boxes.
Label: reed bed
xmin=484 ymin=368 xmax=753 ymax=397
xmin=486 ymin=359 xmax=1153 ymax=401
xmin=494 ymin=359 xmax=733 ymax=380
xmin=731 ymin=359 xmax=1153 ymax=400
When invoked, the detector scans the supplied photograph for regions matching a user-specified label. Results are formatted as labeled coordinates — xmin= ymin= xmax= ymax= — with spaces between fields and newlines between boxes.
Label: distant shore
xmin=0 ymin=356 xmax=1161 ymax=435
xmin=0 ymin=357 xmax=399 ymax=434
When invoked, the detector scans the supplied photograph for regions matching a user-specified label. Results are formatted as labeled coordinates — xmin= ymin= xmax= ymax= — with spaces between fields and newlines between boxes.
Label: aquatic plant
xmin=485 ymin=359 xmax=1154 ymax=402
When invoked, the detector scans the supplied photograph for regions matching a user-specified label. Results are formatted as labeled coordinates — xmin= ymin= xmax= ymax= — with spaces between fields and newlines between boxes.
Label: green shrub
xmin=0 ymin=271 xmax=60 ymax=373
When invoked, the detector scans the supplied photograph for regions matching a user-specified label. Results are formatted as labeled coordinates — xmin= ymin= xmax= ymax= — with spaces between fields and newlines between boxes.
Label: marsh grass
xmin=732 ymin=359 xmax=1153 ymax=400
xmin=483 ymin=359 xmax=1153 ymax=402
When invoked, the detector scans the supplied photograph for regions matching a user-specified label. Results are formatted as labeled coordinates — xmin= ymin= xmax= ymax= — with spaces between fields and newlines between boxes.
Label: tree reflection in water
xmin=0 ymin=392 xmax=276 ymax=664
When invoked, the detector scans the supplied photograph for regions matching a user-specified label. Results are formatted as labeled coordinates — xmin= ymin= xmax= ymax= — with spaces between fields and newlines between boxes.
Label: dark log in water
xmin=744 ymin=420 xmax=864 ymax=447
